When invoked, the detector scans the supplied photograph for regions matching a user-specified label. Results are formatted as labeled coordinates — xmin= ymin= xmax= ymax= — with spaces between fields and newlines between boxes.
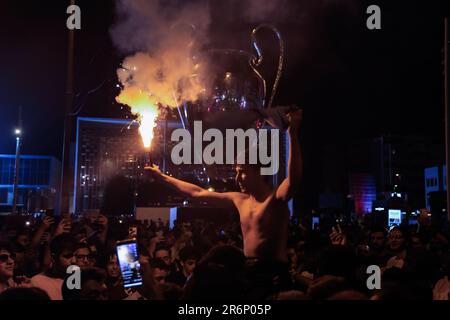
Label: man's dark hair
xmin=76 ymin=242 xmax=92 ymax=253
xmin=389 ymin=226 xmax=410 ymax=242
xmin=50 ymin=234 xmax=77 ymax=257
xmin=62 ymin=267 xmax=106 ymax=300
xmin=179 ymin=246 xmax=200 ymax=262
xmin=234 ymin=148 xmax=273 ymax=184
xmin=150 ymin=258 xmax=170 ymax=272
xmin=370 ymin=226 xmax=387 ymax=237
xmin=0 ymin=287 xmax=50 ymax=300
xmin=410 ymin=232 xmax=430 ymax=246
xmin=0 ymin=241 xmax=14 ymax=254
xmin=153 ymin=244 xmax=171 ymax=257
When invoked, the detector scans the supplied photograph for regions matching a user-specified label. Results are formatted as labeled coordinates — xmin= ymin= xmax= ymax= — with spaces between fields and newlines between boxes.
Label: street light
xmin=12 ymin=127 xmax=22 ymax=214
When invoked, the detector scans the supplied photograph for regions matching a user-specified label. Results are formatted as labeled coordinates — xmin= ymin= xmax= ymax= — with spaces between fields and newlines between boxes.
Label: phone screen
xmin=116 ymin=240 xmax=143 ymax=288
xmin=312 ymin=217 xmax=319 ymax=230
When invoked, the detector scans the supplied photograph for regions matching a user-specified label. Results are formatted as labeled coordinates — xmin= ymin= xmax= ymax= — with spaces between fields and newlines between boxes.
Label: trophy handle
xmin=250 ymin=24 xmax=285 ymax=109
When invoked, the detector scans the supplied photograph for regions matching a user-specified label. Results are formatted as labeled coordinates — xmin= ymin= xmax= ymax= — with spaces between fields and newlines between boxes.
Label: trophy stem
xmin=251 ymin=24 xmax=285 ymax=110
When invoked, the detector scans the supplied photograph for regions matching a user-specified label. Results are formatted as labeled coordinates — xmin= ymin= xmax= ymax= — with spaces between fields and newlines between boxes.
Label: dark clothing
xmin=106 ymin=278 xmax=128 ymax=300
xmin=365 ymin=250 xmax=390 ymax=268
xmin=166 ymin=271 xmax=187 ymax=288
xmin=244 ymin=258 xmax=291 ymax=299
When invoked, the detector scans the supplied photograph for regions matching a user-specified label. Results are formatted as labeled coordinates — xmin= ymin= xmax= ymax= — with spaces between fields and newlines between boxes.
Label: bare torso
xmin=231 ymin=192 xmax=290 ymax=263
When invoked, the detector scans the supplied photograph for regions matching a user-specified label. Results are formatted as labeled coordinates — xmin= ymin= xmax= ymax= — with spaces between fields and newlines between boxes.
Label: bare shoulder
xmin=222 ymin=192 xmax=248 ymax=204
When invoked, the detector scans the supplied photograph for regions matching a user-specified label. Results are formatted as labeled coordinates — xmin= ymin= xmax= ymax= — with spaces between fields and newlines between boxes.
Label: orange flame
xmin=115 ymin=87 xmax=158 ymax=149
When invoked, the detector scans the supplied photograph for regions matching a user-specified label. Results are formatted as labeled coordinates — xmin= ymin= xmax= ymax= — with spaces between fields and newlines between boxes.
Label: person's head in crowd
xmin=429 ymin=231 xmax=449 ymax=253
xmin=287 ymin=241 xmax=299 ymax=271
xmin=159 ymin=282 xmax=184 ymax=300
xmin=49 ymin=234 xmax=77 ymax=278
xmin=234 ymin=150 xmax=272 ymax=195
xmin=0 ymin=242 xmax=15 ymax=288
xmin=369 ymin=227 xmax=387 ymax=252
xmin=0 ymin=287 xmax=50 ymax=300
xmin=182 ymin=245 xmax=246 ymax=300
xmin=85 ymin=209 xmax=100 ymax=226
xmin=62 ymin=267 xmax=108 ymax=300
xmin=150 ymin=258 xmax=170 ymax=284
xmin=440 ymin=252 xmax=450 ymax=276
xmin=14 ymin=228 xmax=30 ymax=252
xmin=306 ymin=275 xmax=349 ymax=300
xmin=410 ymin=232 xmax=429 ymax=250
xmin=105 ymin=253 xmax=120 ymax=280
xmin=154 ymin=245 xmax=172 ymax=266
xmin=74 ymin=243 xmax=95 ymax=268
xmin=179 ymin=246 xmax=199 ymax=277
xmin=371 ymin=269 xmax=432 ymax=300
xmin=327 ymin=290 xmax=368 ymax=300
xmin=197 ymin=245 xmax=246 ymax=274
xmin=272 ymin=290 xmax=307 ymax=300
xmin=88 ymin=242 xmax=98 ymax=262
xmin=388 ymin=227 xmax=408 ymax=254
xmin=317 ymin=245 xmax=357 ymax=282
xmin=183 ymin=261 xmax=242 ymax=300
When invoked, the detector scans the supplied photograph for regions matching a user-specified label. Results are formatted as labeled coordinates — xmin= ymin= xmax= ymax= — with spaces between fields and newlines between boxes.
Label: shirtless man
xmin=145 ymin=109 xmax=302 ymax=265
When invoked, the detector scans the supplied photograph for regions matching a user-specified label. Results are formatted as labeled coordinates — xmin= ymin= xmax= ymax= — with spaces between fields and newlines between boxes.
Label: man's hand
xmin=287 ymin=109 xmax=303 ymax=133
xmin=330 ymin=225 xmax=347 ymax=246
xmin=144 ymin=164 xmax=163 ymax=180
xmin=40 ymin=216 xmax=55 ymax=230
xmin=54 ymin=219 xmax=71 ymax=237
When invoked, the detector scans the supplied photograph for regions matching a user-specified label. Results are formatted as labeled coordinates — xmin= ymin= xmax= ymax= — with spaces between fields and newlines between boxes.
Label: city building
xmin=424 ymin=165 xmax=447 ymax=212
xmin=0 ymin=154 xmax=61 ymax=213
xmin=320 ymin=135 xmax=442 ymax=215
xmin=349 ymin=173 xmax=376 ymax=215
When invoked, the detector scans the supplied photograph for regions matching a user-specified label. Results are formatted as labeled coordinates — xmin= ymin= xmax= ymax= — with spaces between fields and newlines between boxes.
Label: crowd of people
xmin=0 ymin=210 xmax=449 ymax=300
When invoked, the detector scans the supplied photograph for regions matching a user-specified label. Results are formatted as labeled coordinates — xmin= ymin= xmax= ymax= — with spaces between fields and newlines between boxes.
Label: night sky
xmin=0 ymin=0 xmax=448 ymax=203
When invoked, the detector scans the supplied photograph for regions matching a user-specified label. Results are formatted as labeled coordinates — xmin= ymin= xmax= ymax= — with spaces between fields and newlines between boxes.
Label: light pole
xmin=12 ymin=128 xmax=22 ymax=214
xmin=445 ymin=18 xmax=450 ymax=221
xmin=59 ymin=0 xmax=76 ymax=215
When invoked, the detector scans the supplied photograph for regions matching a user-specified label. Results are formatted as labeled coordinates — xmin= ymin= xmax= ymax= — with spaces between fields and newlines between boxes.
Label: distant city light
xmin=25 ymin=221 xmax=30 ymax=226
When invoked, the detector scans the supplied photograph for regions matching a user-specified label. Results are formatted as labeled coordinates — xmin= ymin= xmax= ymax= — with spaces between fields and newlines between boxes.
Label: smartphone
xmin=312 ymin=217 xmax=320 ymax=230
xmin=116 ymin=239 xmax=143 ymax=288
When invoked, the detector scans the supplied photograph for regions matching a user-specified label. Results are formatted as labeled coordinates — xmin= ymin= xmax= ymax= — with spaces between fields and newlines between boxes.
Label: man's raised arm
xmin=145 ymin=166 xmax=236 ymax=208
xmin=276 ymin=110 xmax=303 ymax=202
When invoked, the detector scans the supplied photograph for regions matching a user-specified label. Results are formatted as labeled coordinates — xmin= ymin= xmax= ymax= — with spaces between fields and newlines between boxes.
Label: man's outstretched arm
xmin=276 ymin=110 xmax=303 ymax=202
xmin=145 ymin=166 xmax=237 ymax=208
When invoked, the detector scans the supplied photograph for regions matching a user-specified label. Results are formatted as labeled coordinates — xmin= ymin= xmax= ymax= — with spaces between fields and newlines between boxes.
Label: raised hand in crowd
xmin=330 ymin=225 xmax=347 ymax=246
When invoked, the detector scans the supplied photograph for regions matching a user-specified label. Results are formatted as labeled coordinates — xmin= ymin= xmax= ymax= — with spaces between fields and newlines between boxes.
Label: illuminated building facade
xmin=0 ymin=155 xmax=61 ymax=213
